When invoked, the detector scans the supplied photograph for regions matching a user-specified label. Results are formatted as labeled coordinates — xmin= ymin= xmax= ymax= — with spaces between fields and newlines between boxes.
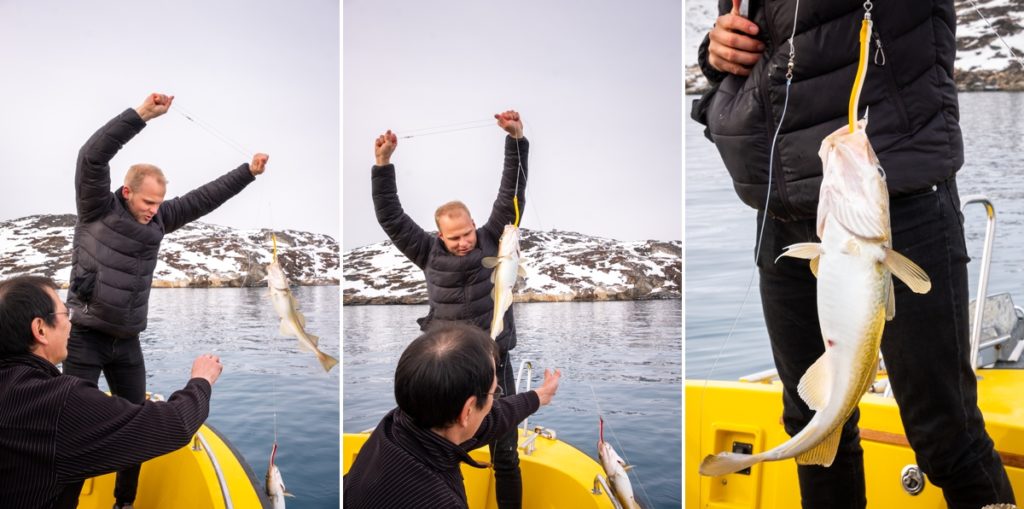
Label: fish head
xmin=497 ymin=224 xmax=521 ymax=258
xmin=816 ymin=119 xmax=890 ymax=240
xmin=266 ymin=262 xmax=288 ymax=289
xmin=265 ymin=444 xmax=287 ymax=497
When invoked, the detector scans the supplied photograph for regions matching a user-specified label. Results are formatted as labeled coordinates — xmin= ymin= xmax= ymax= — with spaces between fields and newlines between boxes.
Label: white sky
xmin=0 ymin=0 xmax=339 ymax=237
xmin=342 ymin=0 xmax=682 ymax=249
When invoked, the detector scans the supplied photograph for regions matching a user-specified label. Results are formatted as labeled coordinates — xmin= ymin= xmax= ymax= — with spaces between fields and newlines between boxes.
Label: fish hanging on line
xmin=482 ymin=224 xmax=527 ymax=339
xmin=266 ymin=442 xmax=293 ymax=508
xmin=699 ymin=116 xmax=932 ymax=477
xmin=598 ymin=417 xmax=642 ymax=509
xmin=267 ymin=258 xmax=339 ymax=372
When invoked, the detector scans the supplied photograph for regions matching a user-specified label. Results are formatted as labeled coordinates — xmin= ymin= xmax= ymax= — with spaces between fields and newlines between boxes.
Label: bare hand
xmin=375 ymin=130 xmax=397 ymax=166
xmin=534 ymin=368 xmax=561 ymax=406
xmin=708 ymin=13 xmax=765 ymax=76
xmin=495 ymin=110 xmax=523 ymax=139
xmin=136 ymin=93 xmax=175 ymax=122
xmin=250 ymin=153 xmax=269 ymax=176
xmin=191 ymin=354 xmax=223 ymax=385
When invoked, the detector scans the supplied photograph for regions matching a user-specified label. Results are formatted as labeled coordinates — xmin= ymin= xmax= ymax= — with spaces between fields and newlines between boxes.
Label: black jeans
xmin=757 ymin=179 xmax=1014 ymax=509
xmin=63 ymin=325 xmax=147 ymax=505
xmin=489 ymin=350 xmax=522 ymax=509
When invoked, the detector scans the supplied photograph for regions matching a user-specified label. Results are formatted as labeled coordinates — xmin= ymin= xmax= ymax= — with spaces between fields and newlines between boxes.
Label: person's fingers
xmin=711 ymin=43 xmax=761 ymax=67
xmin=716 ymin=13 xmax=758 ymax=36
xmin=710 ymin=27 xmax=764 ymax=53
xmin=709 ymin=53 xmax=753 ymax=76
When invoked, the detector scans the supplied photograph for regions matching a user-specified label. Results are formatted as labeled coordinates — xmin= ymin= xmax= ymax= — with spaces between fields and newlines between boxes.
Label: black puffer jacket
xmin=68 ymin=108 xmax=256 ymax=338
xmin=372 ymin=136 xmax=528 ymax=353
xmin=692 ymin=0 xmax=962 ymax=221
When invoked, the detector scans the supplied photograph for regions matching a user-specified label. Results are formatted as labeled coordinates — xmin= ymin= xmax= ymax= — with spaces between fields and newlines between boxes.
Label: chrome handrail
xmin=515 ymin=360 xmax=534 ymax=436
xmin=195 ymin=431 xmax=234 ymax=509
xmin=593 ymin=474 xmax=624 ymax=509
xmin=961 ymin=195 xmax=996 ymax=373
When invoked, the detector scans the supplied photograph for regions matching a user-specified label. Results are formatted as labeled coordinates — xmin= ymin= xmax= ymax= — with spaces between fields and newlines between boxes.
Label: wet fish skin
xmin=598 ymin=418 xmax=642 ymax=509
xmin=699 ymin=119 xmax=931 ymax=477
xmin=267 ymin=261 xmax=339 ymax=372
xmin=482 ymin=225 xmax=526 ymax=339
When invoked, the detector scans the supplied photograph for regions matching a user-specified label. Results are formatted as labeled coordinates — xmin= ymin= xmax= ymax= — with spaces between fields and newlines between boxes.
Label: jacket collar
xmin=0 ymin=353 xmax=61 ymax=377
xmin=390 ymin=408 xmax=489 ymax=471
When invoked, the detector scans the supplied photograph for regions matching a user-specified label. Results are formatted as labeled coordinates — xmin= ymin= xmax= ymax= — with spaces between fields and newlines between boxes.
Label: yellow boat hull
xmin=686 ymin=371 xmax=1024 ymax=508
xmin=77 ymin=424 xmax=268 ymax=509
xmin=343 ymin=427 xmax=617 ymax=508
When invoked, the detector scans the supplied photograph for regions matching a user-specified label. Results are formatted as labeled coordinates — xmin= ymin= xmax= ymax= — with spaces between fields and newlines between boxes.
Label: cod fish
xmin=700 ymin=118 xmax=932 ymax=477
xmin=482 ymin=224 xmax=526 ymax=339
xmin=268 ymin=261 xmax=339 ymax=372
xmin=266 ymin=443 xmax=293 ymax=508
xmin=598 ymin=418 xmax=642 ymax=509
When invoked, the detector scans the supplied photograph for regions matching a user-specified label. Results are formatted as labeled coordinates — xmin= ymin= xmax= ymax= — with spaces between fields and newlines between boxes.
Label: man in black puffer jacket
xmin=64 ymin=92 xmax=268 ymax=509
xmin=693 ymin=2 xmax=1014 ymax=508
xmin=370 ymin=110 xmax=528 ymax=509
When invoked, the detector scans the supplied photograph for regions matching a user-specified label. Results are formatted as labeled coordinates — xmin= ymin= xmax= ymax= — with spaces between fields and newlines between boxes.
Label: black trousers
xmin=489 ymin=350 xmax=522 ymax=509
xmin=63 ymin=324 xmax=147 ymax=505
xmin=757 ymin=180 xmax=1014 ymax=509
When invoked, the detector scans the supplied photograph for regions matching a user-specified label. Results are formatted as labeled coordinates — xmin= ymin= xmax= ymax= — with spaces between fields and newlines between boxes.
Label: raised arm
xmin=158 ymin=154 xmax=263 ymax=233
xmin=54 ymin=354 xmax=223 ymax=482
xmin=371 ymin=130 xmax=434 ymax=268
xmin=481 ymin=110 xmax=529 ymax=238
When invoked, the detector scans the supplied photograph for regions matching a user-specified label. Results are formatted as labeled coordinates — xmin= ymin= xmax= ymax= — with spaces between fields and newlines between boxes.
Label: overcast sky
xmin=0 ymin=0 xmax=339 ymax=237
xmin=343 ymin=0 xmax=682 ymax=250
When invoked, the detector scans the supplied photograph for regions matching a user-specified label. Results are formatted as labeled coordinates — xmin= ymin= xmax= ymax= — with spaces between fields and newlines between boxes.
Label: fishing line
xmin=397 ymin=118 xmax=494 ymax=140
xmin=966 ymin=0 xmax=1024 ymax=71
xmin=171 ymin=104 xmax=254 ymax=158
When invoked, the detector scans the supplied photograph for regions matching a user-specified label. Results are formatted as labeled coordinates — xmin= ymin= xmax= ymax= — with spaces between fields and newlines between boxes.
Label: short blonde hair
xmin=124 ymin=164 xmax=167 ymax=191
xmin=434 ymin=201 xmax=471 ymax=228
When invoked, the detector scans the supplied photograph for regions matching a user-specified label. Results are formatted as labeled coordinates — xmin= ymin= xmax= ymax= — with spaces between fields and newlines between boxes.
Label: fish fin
xmin=517 ymin=264 xmax=527 ymax=278
xmin=318 ymin=352 xmax=339 ymax=372
xmin=289 ymin=293 xmax=300 ymax=309
xmin=278 ymin=319 xmax=297 ymax=338
xmin=776 ymin=243 xmax=821 ymax=262
xmin=307 ymin=334 xmax=320 ymax=346
xmin=490 ymin=270 xmax=496 ymax=284
xmin=797 ymin=351 xmax=832 ymax=411
xmin=883 ymin=248 xmax=932 ymax=294
xmin=699 ymin=452 xmax=760 ymax=477
xmin=622 ymin=464 xmax=634 ymax=472
xmin=809 ymin=257 xmax=820 ymax=278
xmin=482 ymin=257 xmax=499 ymax=269
xmin=886 ymin=276 xmax=895 ymax=320
xmin=284 ymin=491 xmax=296 ymax=497
xmin=795 ymin=426 xmax=842 ymax=467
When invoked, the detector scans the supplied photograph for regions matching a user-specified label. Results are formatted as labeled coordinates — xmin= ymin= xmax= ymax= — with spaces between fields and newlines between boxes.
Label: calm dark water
xmin=686 ymin=92 xmax=1024 ymax=380
xmin=343 ymin=300 xmax=682 ymax=508
xmin=63 ymin=286 xmax=341 ymax=508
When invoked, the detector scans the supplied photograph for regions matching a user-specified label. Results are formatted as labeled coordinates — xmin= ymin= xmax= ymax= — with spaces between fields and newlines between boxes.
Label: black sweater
xmin=371 ymin=136 xmax=529 ymax=353
xmin=0 ymin=354 xmax=211 ymax=508
xmin=344 ymin=391 xmax=540 ymax=508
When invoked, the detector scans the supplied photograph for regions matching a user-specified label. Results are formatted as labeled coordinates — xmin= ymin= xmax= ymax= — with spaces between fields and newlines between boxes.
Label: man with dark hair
xmin=692 ymin=1 xmax=1014 ymax=508
xmin=63 ymin=92 xmax=268 ymax=509
xmin=344 ymin=323 xmax=560 ymax=508
xmin=371 ymin=110 xmax=529 ymax=507
xmin=0 ymin=275 xmax=222 ymax=509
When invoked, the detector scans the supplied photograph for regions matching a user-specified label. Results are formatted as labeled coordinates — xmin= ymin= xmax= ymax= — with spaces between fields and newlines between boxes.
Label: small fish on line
xmin=266 ymin=442 xmax=294 ymax=509
xmin=267 ymin=260 xmax=339 ymax=372
xmin=482 ymin=224 xmax=527 ymax=339
xmin=598 ymin=417 xmax=642 ymax=509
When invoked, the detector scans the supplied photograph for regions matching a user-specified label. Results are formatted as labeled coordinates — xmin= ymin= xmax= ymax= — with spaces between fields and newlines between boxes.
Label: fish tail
xmin=698 ymin=452 xmax=760 ymax=477
xmin=318 ymin=352 xmax=339 ymax=372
